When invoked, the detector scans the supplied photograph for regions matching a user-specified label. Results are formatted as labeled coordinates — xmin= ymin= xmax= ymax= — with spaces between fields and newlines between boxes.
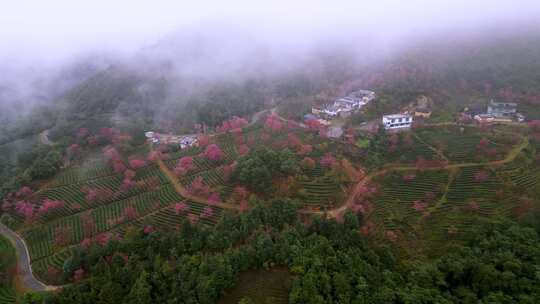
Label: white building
xmin=312 ymin=90 xmax=376 ymax=119
xmin=382 ymin=114 xmax=413 ymax=129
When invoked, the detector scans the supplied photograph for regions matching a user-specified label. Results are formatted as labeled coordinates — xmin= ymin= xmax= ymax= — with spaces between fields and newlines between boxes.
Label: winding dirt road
xmin=0 ymin=222 xmax=58 ymax=291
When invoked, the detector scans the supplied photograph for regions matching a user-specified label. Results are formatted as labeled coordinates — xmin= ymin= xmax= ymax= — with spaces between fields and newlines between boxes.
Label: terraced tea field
xmin=1 ymin=151 xmax=225 ymax=284
xmin=415 ymin=125 xmax=515 ymax=163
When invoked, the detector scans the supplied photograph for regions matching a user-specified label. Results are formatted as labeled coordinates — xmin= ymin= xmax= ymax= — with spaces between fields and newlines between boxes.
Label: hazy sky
xmin=1 ymin=0 xmax=540 ymax=63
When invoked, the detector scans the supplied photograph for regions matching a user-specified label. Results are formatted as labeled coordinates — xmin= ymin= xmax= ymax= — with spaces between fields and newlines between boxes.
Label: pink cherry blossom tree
xmin=174 ymin=156 xmax=194 ymax=176
xmin=301 ymin=157 xmax=316 ymax=169
xmin=200 ymin=206 xmax=214 ymax=219
xmin=128 ymin=157 xmax=147 ymax=170
xmin=204 ymin=144 xmax=224 ymax=161
xmin=238 ymin=144 xmax=250 ymax=156
xmin=208 ymin=193 xmax=221 ymax=205
xmin=320 ymin=153 xmax=337 ymax=168
xmin=174 ymin=202 xmax=189 ymax=215
xmin=197 ymin=134 xmax=210 ymax=147
xmin=123 ymin=206 xmax=138 ymax=221
xmin=38 ymin=199 xmax=65 ymax=216
xmin=264 ymin=114 xmax=284 ymax=132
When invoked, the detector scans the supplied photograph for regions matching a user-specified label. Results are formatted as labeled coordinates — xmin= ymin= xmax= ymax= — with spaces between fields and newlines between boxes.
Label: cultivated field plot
xmin=369 ymin=165 xmax=524 ymax=255
xmin=163 ymin=125 xmax=354 ymax=209
xmin=414 ymin=125 xmax=517 ymax=163
xmin=3 ymin=152 xmax=224 ymax=283
xmin=382 ymin=134 xmax=441 ymax=163
xmin=370 ymin=170 xmax=449 ymax=233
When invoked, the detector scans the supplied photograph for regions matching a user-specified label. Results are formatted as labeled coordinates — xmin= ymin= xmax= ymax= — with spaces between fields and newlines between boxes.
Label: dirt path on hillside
xmin=0 ymin=223 xmax=58 ymax=292
xmin=156 ymin=159 xmax=240 ymax=211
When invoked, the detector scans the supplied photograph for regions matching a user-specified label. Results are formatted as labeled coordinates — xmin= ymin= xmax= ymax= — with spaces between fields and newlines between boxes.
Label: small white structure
xmin=145 ymin=131 xmax=155 ymax=138
xmin=179 ymin=136 xmax=198 ymax=149
xmin=382 ymin=114 xmax=413 ymax=130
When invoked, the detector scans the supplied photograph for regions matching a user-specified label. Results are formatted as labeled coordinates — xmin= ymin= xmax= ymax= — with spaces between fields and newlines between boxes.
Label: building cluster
xmin=470 ymin=100 xmax=524 ymax=123
xmin=145 ymin=132 xmax=198 ymax=149
xmin=311 ymin=90 xmax=376 ymax=119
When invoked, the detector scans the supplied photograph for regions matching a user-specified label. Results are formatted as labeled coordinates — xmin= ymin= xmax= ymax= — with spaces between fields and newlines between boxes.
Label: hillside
xmin=1 ymin=31 xmax=540 ymax=303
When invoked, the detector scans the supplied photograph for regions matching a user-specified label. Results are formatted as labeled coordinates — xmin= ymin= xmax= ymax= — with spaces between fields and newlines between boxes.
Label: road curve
xmin=0 ymin=222 xmax=58 ymax=291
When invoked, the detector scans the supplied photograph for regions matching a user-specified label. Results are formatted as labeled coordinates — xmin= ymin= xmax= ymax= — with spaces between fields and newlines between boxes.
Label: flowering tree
xmin=143 ymin=226 xmax=155 ymax=234
xmin=112 ymin=160 xmax=127 ymax=174
xmin=15 ymin=201 xmax=35 ymax=222
xmin=84 ymin=188 xmax=97 ymax=202
xmin=297 ymin=144 xmax=313 ymax=155
xmin=120 ymin=178 xmax=137 ymax=192
xmin=103 ymin=146 xmax=121 ymax=162
xmin=38 ymin=199 xmax=64 ymax=216
xmin=474 ymin=170 xmax=490 ymax=182
xmin=200 ymin=206 xmax=214 ymax=219
xmin=67 ymin=144 xmax=82 ymax=160
xmin=95 ymin=233 xmax=112 ymax=247
xmin=204 ymin=144 xmax=224 ymax=161
xmin=403 ymin=174 xmax=416 ymax=182
xmin=123 ymin=206 xmax=138 ymax=221
xmin=76 ymin=128 xmax=90 ymax=140
xmin=80 ymin=238 xmax=92 ymax=249
xmin=305 ymin=118 xmax=321 ymax=131
xmin=128 ymin=157 xmax=147 ymax=170
xmin=188 ymin=213 xmax=199 ymax=225
xmin=197 ymin=134 xmax=210 ymax=147
xmin=187 ymin=176 xmax=210 ymax=197
xmin=17 ymin=186 xmax=33 ymax=198
xmin=208 ymin=193 xmax=221 ymax=205
xmin=264 ymin=114 xmax=284 ymax=132
xmin=124 ymin=169 xmax=136 ymax=180
xmin=174 ymin=202 xmax=189 ymax=215
xmin=217 ymin=116 xmax=248 ymax=133
xmin=147 ymin=150 xmax=163 ymax=162
xmin=301 ymin=157 xmax=316 ymax=169
xmin=412 ymin=200 xmax=428 ymax=212
xmin=232 ymin=186 xmax=249 ymax=201
xmin=320 ymin=153 xmax=337 ymax=168
xmin=238 ymin=144 xmax=250 ymax=156
xmin=87 ymin=135 xmax=100 ymax=146
xmin=81 ymin=212 xmax=96 ymax=237
xmin=73 ymin=268 xmax=85 ymax=283
xmin=287 ymin=133 xmax=302 ymax=148
xmin=174 ymin=156 xmax=194 ymax=176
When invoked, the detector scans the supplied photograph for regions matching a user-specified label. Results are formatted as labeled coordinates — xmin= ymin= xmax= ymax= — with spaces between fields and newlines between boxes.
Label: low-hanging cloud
xmin=1 ymin=0 xmax=540 ymax=63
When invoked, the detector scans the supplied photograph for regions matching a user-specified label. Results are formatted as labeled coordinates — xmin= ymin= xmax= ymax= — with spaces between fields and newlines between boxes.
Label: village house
xmin=382 ymin=114 xmax=413 ymax=130
xmin=472 ymin=99 xmax=524 ymax=123
xmin=487 ymin=100 xmax=517 ymax=117
xmin=311 ymin=90 xmax=376 ymax=119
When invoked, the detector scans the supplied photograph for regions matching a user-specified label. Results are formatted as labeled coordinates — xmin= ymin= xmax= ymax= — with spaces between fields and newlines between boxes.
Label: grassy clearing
xmin=218 ymin=268 xmax=291 ymax=304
